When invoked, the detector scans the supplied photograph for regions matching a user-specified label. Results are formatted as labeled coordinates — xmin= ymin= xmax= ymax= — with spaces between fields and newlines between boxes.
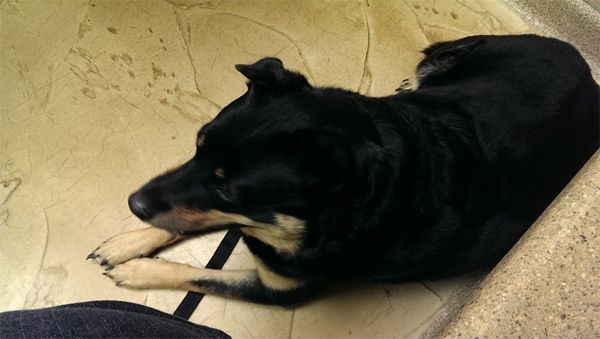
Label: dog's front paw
xmin=88 ymin=227 xmax=179 ymax=268
xmin=104 ymin=258 xmax=194 ymax=289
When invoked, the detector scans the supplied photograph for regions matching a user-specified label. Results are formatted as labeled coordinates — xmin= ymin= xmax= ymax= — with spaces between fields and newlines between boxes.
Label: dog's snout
xmin=128 ymin=193 xmax=154 ymax=221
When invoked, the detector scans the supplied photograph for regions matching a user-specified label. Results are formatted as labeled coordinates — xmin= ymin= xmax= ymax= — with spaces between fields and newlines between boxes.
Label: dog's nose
xmin=128 ymin=193 xmax=153 ymax=220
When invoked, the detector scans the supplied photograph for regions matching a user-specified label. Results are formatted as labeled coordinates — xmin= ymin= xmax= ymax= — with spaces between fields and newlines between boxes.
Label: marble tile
xmin=291 ymin=282 xmax=444 ymax=338
xmin=1 ymin=0 xmax=535 ymax=337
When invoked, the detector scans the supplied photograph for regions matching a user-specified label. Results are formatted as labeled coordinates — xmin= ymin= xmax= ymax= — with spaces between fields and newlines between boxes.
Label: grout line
xmin=287 ymin=309 xmax=295 ymax=339
xmin=420 ymin=282 xmax=444 ymax=303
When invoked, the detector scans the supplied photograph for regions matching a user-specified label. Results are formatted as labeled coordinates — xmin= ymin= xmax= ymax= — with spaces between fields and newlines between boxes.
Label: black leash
xmin=173 ymin=228 xmax=241 ymax=320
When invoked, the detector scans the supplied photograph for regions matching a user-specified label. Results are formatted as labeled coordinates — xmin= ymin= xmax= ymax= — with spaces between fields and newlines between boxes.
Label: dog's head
xmin=128 ymin=58 xmax=382 ymax=252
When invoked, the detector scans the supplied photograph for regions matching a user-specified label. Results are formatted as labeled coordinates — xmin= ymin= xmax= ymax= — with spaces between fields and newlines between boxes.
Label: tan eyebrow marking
xmin=214 ymin=167 xmax=225 ymax=178
xmin=197 ymin=134 xmax=205 ymax=147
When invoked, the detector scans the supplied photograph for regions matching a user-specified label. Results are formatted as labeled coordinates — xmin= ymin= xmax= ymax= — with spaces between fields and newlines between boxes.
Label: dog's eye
xmin=213 ymin=167 xmax=225 ymax=179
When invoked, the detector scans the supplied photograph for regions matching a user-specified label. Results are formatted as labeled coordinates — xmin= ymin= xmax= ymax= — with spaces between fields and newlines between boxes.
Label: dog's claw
xmin=100 ymin=259 xmax=114 ymax=269
xmin=103 ymin=269 xmax=115 ymax=279
xmin=87 ymin=247 xmax=100 ymax=260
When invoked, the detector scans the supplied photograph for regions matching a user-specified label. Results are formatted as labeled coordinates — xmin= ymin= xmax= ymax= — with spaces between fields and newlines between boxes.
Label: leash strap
xmin=173 ymin=228 xmax=241 ymax=319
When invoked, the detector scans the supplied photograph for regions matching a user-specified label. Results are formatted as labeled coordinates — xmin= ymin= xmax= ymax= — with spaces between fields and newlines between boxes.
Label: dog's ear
xmin=235 ymin=57 xmax=309 ymax=91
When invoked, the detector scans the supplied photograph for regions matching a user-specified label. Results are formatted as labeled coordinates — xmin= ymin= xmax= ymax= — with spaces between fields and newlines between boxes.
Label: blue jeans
xmin=0 ymin=301 xmax=229 ymax=338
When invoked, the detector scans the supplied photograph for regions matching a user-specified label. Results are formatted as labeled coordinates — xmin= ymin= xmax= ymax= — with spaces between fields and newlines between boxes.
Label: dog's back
xmin=381 ymin=35 xmax=599 ymax=278
xmin=417 ymin=35 xmax=598 ymax=214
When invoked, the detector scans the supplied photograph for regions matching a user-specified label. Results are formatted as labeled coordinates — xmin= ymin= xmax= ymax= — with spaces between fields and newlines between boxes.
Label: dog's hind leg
xmin=395 ymin=77 xmax=417 ymax=92
xmin=88 ymin=227 xmax=183 ymax=268
xmin=105 ymin=257 xmax=311 ymax=306
xmin=416 ymin=37 xmax=484 ymax=86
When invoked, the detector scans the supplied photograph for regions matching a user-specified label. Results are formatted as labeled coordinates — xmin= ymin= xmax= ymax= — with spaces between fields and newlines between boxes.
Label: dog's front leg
xmin=88 ymin=227 xmax=183 ymax=267
xmin=105 ymin=258 xmax=309 ymax=306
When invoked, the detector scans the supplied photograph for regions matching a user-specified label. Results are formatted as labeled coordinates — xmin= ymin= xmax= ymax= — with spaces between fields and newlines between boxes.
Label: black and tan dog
xmin=89 ymin=35 xmax=599 ymax=306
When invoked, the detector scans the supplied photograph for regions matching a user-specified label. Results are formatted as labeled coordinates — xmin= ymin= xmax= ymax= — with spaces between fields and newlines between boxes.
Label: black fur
xmin=129 ymin=35 xmax=599 ymax=304
xmin=190 ymin=276 xmax=317 ymax=306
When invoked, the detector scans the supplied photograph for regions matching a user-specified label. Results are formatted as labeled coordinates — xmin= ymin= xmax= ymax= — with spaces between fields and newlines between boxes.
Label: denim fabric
xmin=0 ymin=300 xmax=229 ymax=338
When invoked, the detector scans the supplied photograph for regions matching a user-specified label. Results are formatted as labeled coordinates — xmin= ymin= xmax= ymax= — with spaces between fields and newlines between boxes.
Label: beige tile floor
xmin=0 ymin=0 xmax=531 ymax=337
